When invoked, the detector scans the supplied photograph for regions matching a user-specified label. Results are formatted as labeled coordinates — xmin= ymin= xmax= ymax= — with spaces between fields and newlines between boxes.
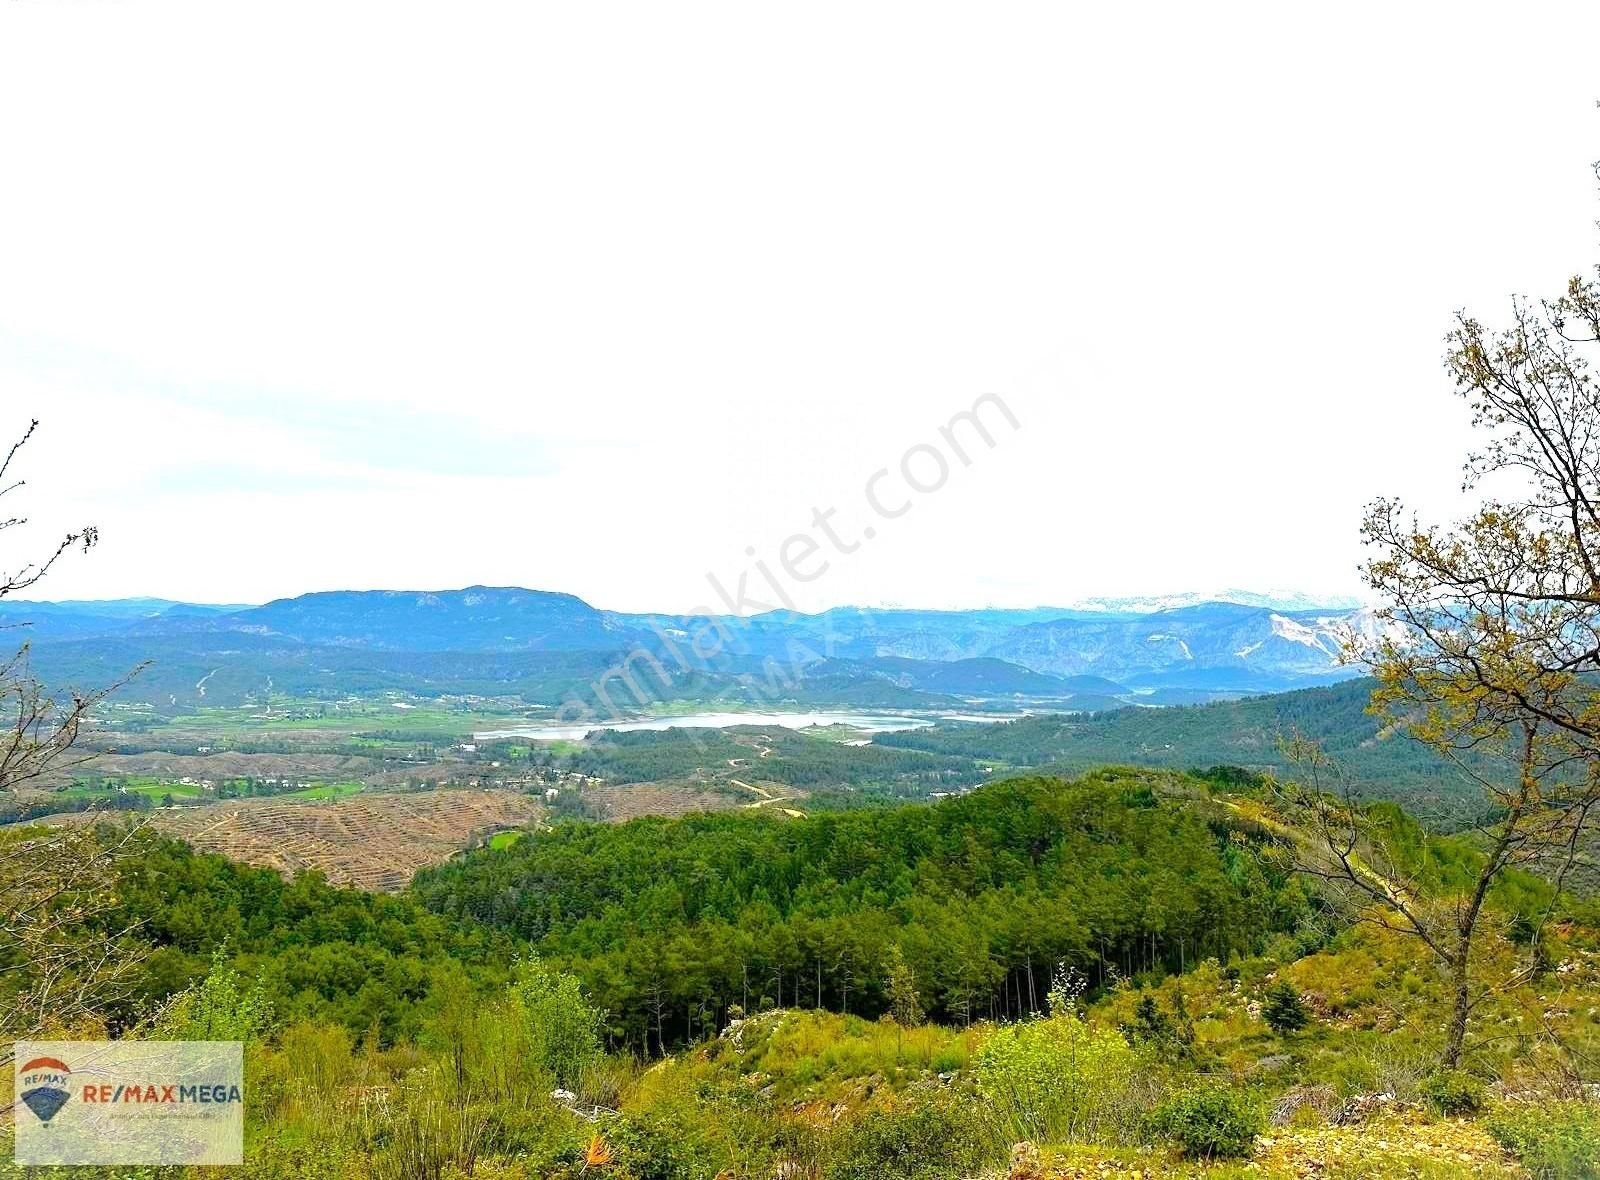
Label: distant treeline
xmin=875 ymin=679 xmax=1474 ymax=821
xmin=0 ymin=792 xmax=153 ymax=824
xmin=562 ymin=726 xmax=985 ymax=794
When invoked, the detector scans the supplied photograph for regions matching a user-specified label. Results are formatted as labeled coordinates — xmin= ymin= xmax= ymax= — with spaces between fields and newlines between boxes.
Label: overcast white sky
xmin=2 ymin=2 xmax=1598 ymax=613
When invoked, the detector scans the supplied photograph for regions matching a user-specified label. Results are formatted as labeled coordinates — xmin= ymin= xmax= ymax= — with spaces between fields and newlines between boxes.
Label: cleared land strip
xmin=730 ymin=778 xmax=806 ymax=817
xmin=149 ymin=789 xmax=543 ymax=890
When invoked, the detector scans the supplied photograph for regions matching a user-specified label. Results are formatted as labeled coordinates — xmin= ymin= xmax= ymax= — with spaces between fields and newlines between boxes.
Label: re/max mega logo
xmin=79 ymin=1083 xmax=243 ymax=1105
xmin=15 ymin=1041 xmax=245 ymax=1167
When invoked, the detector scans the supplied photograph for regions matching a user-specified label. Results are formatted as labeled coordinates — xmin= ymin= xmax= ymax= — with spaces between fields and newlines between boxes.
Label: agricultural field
xmin=281 ymin=781 xmax=364 ymax=801
xmin=55 ymin=702 xmax=970 ymax=830
xmin=80 ymin=697 xmax=546 ymax=765
xmin=56 ymin=775 xmax=208 ymax=803
xmin=15 ymin=704 xmax=898 ymax=892
xmin=10 ymin=700 xmax=1017 ymax=897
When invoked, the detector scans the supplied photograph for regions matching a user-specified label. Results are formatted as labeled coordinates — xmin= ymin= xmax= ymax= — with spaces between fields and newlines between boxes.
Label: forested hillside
xmin=412 ymin=770 xmax=1307 ymax=1050
xmin=876 ymin=679 xmax=1467 ymax=817
xmin=9 ymin=766 xmax=1597 ymax=1178
xmin=562 ymin=724 xmax=984 ymax=795
xmin=96 ymin=835 xmax=511 ymax=1040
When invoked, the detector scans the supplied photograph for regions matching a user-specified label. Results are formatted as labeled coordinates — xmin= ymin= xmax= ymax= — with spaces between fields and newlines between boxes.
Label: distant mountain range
xmin=1065 ymin=589 xmax=1366 ymax=614
xmin=2 ymin=587 xmax=1375 ymax=710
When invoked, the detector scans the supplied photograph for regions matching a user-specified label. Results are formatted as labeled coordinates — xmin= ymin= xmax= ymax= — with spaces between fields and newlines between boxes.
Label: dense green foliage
xmin=1261 ymin=980 xmax=1309 ymax=1035
xmin=825 ymin=1084 xmax=993 ymax=1180
xmin=96 ymin=834 xmax=508 ymax=1040
xmin=505 ymin=955 xmax=606 ymax=1087
xmin=1419 ymin=1069 xmax=1484 ymax=1117
xmin=414 ymin=771 xmax=1309 ymax=1050
xmin=1147 ymin=1085 xmax=1265 ymax=1160
xmin=972 ymin=982 xmax=1141 ymax=1144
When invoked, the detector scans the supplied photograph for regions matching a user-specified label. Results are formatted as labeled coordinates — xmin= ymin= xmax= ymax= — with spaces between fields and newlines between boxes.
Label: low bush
xmin=1148 ymin=1084 xmax=1264 ymax=1160
xmin=1419 ymin=1069 xmax=1484 ymax=1117
xmin=825 ymin=1084 xmax=996 ymax=1180
xmin=1486 ymin=1101 xmax=1600 ymax=1180
xmin=974 ymin=1002 xmax=1142 ymax=1144
xmin=602 ymin=1111 xmax=709 ymax=1180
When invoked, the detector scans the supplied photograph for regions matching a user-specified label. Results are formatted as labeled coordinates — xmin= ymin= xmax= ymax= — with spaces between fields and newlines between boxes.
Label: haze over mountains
xmin=2 ymin=586 xmax=1372 ymax=711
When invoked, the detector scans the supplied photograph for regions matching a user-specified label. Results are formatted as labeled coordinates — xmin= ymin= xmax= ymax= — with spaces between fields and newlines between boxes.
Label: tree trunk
xmin=1442 ymin=945 xmax=1471 ymax=1069
xmin=1439 ymin=720 xmax=1536 ymax=1070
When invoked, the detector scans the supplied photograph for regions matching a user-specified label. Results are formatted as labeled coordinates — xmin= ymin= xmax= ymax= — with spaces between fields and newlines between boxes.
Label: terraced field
xmin=148 ymin=788 xmax=543 ymax=890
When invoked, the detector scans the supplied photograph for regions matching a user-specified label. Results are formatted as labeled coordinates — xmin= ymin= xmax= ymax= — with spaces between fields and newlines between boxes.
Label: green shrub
xmin=508 ymin=955 xmax=605 ymax=1088
xmin=1261 ymin=980 xmax=1309 ymax=1035
xmin=603 ymin=1111 xmax=707 ymax=1180
xmin=1339 ymin=985 xmax=1378 ymax=1012
xmin=825 ymin=1085 xmax=995 ymax=1180
xmin=1148 ymin=1084 xmax=1264 ymax=1160
xmin=1419 ymin=1069 xmax=1484 ymax=1117
xmin=1122 ymin=993 xmax=1195 ymax=1059
xmin=974 ymin=1003 xmax=1141 ymax=1143
xmin=1487 ymin=1101 xmax=1600 ymax=1180
xmin=154 ymin=956 xmax=276 ymax=1041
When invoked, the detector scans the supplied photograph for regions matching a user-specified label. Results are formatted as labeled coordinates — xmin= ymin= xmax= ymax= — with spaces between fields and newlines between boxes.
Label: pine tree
xmin=1262 ymin=980 xmax=1308 ymax=1035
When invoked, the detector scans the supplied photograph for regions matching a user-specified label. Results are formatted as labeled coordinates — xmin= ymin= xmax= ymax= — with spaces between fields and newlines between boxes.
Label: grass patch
xmin=281 ymin=781 xmax=364 ymax=801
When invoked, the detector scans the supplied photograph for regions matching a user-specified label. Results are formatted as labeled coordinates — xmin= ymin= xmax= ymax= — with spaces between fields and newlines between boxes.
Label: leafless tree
xmin=0 ymin=418 xmax=148 ymax=1045
xmin=0 ymin=418 xmax=107 ymax=790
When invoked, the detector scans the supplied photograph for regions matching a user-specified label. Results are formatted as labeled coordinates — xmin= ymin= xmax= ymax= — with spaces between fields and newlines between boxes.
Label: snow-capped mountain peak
xmin=1068 ymin=588 xmax=1365 ymax=614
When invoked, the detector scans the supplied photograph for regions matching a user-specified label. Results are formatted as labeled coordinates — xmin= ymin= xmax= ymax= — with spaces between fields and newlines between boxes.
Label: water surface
xmin=475 ymin=710 xmax=941 ymax=742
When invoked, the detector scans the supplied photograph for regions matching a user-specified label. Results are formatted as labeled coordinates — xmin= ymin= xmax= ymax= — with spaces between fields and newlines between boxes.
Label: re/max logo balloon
xmin=18 ymin=1057 xmax=73 ymax=1124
